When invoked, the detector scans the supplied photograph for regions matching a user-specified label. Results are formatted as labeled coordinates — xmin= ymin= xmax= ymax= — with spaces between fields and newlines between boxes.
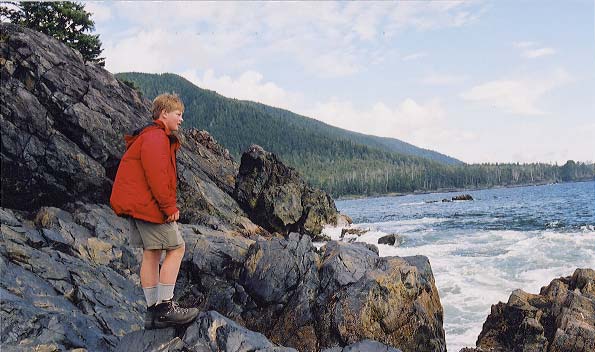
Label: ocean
xmin=324 ymin=181 xmax=595 ymax=352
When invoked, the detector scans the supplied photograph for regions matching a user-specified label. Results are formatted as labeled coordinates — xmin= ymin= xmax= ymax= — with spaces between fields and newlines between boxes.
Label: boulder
xmin=452 ymin=194 xmax=473 ymax=201
xmin=470 ymin=268 xmax=595 ymax=352
xmin=377 ymin=234 xmax=405 ymax=246
xmin=115 ymin=311 xmax=298 ymax=352
xmin=0 ymin=22 xmax=261 ymax=235
xmin=234 ymin=144 xmax=338 ymax=238
xmin=316 ymin=242 xmax=445 ymax=352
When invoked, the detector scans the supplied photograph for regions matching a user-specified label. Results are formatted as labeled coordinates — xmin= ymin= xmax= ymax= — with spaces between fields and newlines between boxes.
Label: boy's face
xmin=160 ymin=109 xmax=183 ymax=132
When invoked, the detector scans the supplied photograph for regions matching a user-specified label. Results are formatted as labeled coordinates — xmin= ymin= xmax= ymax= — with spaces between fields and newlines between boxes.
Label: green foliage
xmin=116 ymin=72 xmax=595 ymax=197
xmin=1 ymin=1 xmax=104 ymax=65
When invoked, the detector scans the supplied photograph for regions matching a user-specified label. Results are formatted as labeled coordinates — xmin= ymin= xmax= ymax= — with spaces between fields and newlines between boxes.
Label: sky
xmin=85 ymin=1 xmax=595 ymax=164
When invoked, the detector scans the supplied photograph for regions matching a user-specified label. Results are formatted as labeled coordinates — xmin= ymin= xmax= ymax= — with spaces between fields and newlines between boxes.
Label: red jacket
xmin=110 ymin=120 xmax=180 ymax=223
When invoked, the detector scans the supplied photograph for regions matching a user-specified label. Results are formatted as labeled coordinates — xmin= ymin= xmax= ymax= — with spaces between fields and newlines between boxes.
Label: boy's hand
xmin=165 ymin=210 xmax=180 ymax=223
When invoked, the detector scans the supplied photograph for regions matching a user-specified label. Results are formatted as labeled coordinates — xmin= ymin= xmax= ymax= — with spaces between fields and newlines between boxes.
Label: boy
xmin=110 ymin=93 xmax=199 ymax=329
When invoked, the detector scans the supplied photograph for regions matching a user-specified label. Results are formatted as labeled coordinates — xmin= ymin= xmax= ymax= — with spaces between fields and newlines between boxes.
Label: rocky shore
xmin=1 ymin=23 xmax=593 ymax=352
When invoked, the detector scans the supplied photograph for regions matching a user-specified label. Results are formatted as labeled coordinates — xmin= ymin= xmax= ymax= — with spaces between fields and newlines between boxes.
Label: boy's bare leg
xmin=141 ymin=249 xmax=162 ymax=287
xmin=159 ymin=245 xmax=185 ymax=284
xmin=156 ymin=245 xmax=185 ymax=303
xmin=141 ymin=249 xmax=162 ymax=309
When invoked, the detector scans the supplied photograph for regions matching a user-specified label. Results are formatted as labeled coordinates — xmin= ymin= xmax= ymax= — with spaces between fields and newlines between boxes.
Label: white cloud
xmin=523 ymin=47 xmax=556 ymax=58
xmin=305 ymin=97 xmax=477 ymax=152
xmin=513 ymin=41 xmax=556 ymax=59
xmin=84 ymin=2 xmax=112 ymax=23
xmin=181 ymin=69 xmax=303 ymax=110
xmin=402 ymin=52 xmax=428 ymax=62
xmin=98 ymin=2 xmax=485 ymax=77
xmin=460 ymin=69 xmax=572 ymax=115
xmin=388 ymin=1 xmax=485 ymax=33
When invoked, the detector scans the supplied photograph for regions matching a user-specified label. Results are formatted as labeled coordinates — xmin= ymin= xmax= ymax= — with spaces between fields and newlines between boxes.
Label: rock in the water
xmin=234 ymin=144 xmax=338 ymax=238
xmin=452 ymin=194 xmax=473 ymax=201
xmin=473 ymin=268 xmax=595 ymax=352
xmin=340 ymin=227 xmax=368 ymax=238
xmin=377 ymin=234 xmax=405 ymax=246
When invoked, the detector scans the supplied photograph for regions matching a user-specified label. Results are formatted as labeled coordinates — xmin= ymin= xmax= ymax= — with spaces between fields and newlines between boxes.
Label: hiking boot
xmin=145 ymin=299 xmax=199 ymax=329
xmin=144 ymin=304 xmax=158 ymax=329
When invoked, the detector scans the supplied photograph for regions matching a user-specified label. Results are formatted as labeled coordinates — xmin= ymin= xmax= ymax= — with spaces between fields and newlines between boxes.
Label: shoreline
xmin=334 ymin=178 xmax=594 ymax=201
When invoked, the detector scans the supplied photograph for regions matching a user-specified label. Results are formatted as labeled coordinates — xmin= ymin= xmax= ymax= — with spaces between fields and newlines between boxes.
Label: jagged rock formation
xmin=1 ymin=204 xmax=444 ymax=352
xmin=175 ymin=233 xmax=445 ymax=352
xmin=1 ymin=23 xmax=445 ymax=352
xmin=234 ymin=144 xmax=338 ymax=238
xmin=0 ymin=22 xmax=259 ymax=234
xmin=463 ymin=268 xmax=595 ymax=352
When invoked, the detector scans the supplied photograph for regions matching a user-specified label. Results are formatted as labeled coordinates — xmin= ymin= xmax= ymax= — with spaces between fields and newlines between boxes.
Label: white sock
xmin=143 ymin=286 xmax=158 ymax=307
xmin=158 ymin=283 xmax=175 ymax=303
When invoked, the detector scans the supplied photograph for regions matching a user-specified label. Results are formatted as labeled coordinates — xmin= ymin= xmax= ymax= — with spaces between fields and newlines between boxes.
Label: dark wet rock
xmin=441 ymin=198 xmax=452 ymax=202
xmin=378 ymin=234 xmax=405 ymax=246
xmin=452 ymin=194 xmax=473 ymax=201
xmin=234 ymin=144 xmax=338 ymax=238
xmin=471 ymin=268 xmax=595 ymax=352
xmin=0 ymin=22 xmax=261 ymax=235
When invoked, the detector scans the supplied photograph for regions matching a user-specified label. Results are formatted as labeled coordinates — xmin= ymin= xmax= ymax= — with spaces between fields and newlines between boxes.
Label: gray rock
xmin=234 ymin=144 xmax=338 ymax=238
xmin=474 ymin=268 xmax=595 ymax=352
xmin=377 ymin=234 xmax=405 ymax=246
xmin=316 ymin=245 xmax=445 ymax=352
xmin=0 ymin=206 xmax=144 ymax=351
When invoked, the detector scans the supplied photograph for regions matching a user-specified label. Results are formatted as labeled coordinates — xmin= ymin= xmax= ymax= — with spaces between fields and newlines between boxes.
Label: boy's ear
xmin=159 ymin=109 xmax=167 ymax=118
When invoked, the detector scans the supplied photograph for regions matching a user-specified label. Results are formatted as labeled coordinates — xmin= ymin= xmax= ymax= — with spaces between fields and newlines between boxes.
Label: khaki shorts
xmin=129 ymin=218 xmax=184 ymax=250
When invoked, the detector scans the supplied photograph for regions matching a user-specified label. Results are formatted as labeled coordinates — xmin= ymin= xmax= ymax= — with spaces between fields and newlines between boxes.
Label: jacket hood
xmin=124 ymin=120 xmax=180 ymax=150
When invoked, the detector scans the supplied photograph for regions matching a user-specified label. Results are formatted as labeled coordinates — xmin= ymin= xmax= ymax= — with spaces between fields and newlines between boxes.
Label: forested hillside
xmin=116 ymin=72 xmax=594 ymax=197
xmin=116 ymin=72 xmax=460 ymax=164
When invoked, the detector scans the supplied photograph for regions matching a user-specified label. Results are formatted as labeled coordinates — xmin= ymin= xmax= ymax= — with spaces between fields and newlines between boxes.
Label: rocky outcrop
xmin=1 ymin=23 xmax=445 ymax=352
xmin=234 ymin=144 xmax=338 ymax=238
xmin=466 ymin=269 xmax=595 ymax=352
xmin=116 ymin=310 xmax=403 ymax=352
xmin=0 ymin=22 xmax=259 ymax=234
xmin=174 ymin=232 xmax=445 ymax=351
xmin=1 ymin=205 xmax=143 ymax=350
xmin=1 ymin=204 xmax=444 ymax=352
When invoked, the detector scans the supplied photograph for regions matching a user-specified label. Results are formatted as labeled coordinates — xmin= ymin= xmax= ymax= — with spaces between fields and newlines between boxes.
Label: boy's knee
xmin=168 ymin=244 xmax=185 ymax=255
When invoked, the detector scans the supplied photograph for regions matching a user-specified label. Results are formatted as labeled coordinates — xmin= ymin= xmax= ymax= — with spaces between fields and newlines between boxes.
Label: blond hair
xmin=152 ymin=93 xmax=184 ymax=120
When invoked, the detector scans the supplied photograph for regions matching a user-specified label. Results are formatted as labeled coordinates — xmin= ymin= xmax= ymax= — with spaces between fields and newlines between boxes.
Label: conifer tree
xmin=1 ymin=1 xmax=104 ymax=65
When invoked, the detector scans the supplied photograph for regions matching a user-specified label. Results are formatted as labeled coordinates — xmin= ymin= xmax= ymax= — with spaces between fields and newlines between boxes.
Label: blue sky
xmin=85 ymin=1 xmax=595 ymax=164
